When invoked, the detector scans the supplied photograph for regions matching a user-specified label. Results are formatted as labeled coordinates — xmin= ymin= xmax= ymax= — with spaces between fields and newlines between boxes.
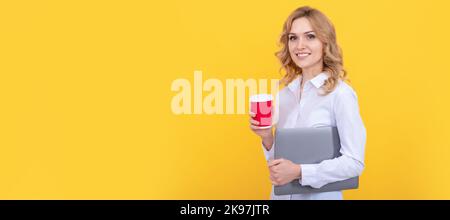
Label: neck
xmin=301 ymin=64 xmax=323 ymax=83
xmin=302 ymin=71 xmax=320 ymax=82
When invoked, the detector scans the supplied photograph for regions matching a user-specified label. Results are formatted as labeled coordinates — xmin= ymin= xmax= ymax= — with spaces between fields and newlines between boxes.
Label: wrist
xmin=296 ymin=164 xmax=302 ymax=180
xmin=262 ymin=136 xmax=274 ymax=150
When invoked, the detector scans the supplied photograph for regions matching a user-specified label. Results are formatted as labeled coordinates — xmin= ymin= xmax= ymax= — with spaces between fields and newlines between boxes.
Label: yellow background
xmin=1 ymin=0 xmax=449 ymax=199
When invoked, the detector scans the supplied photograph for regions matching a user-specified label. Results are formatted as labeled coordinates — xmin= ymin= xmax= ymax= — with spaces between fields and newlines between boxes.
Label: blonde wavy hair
xmin=275 ymin=6 xmax=347 ymax=95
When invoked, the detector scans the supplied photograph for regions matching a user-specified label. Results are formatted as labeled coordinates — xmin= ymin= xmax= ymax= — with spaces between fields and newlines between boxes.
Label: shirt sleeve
xmin=261 ymin=142 xmax=274 ymax=161
xmin=299 ymin=88 xmax=367 ymax=188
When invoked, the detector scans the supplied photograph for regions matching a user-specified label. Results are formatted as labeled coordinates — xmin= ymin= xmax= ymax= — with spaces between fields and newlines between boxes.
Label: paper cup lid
xmin=250 ymin=94 xmax=273 ymax=102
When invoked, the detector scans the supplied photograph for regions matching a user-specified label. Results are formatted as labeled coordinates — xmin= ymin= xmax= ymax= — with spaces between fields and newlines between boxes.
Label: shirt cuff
xmin=261 ymin=142 xmax=274 ymax=161
xmin=299 ymin=164 xmax=318 ymax=187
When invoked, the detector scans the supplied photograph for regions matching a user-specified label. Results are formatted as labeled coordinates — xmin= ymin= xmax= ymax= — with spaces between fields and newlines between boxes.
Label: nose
xmin=295 ymin=36 xmax=306 ymax=50
xmin=297 ymin=36 xmax=305 ymax=50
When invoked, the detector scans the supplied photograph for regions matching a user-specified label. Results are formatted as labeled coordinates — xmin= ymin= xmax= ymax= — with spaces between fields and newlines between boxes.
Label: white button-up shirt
xmin=262 ymin=72 xmax=366 ymax=200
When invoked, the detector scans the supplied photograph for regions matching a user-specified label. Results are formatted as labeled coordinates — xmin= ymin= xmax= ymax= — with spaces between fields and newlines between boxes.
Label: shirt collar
xmin=310 ymin=72 xmax=329 ymax=88
xmin=287 ymin=72 xmax=329 ymax=92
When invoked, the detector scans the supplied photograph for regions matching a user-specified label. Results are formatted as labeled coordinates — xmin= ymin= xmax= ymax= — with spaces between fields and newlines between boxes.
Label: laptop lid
xmin=274 ymin=127 xmax=359 ymax=195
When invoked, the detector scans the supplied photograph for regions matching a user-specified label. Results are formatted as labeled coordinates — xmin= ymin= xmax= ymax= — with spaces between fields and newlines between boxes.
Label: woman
xmin=249 ymin=6 xmax=366 ymax=200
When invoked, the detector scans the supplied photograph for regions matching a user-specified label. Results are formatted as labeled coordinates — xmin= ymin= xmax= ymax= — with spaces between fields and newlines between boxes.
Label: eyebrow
xmin=288 ymin=31 xmax=315 ymax=35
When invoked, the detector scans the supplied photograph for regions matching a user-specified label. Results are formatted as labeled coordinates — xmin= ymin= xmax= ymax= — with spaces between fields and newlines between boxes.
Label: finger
xmin=269 ymin=166 xmax=276 ymax=173
xmin=268 ymin=159 xmax=275 ymax=166
xmin=249 ymin=112 xmax=256 ymax=117
xmin=268 ymin=159 xmax=283 ymax=167
xmin=249 ymin=118 xmax=260 ymax=125
xmin=250 ymin=125 xmax=262 ymax=130
xmin=268 ymin=162 xmax=279 ymax=168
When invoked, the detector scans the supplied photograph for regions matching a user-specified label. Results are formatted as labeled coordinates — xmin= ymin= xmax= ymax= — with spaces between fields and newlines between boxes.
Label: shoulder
xmin=278 ymin=85 xmax=292 ymax=98
xmin=332 ymin=80 xmax=358 ymax=99
xmin=327 ymin=80 xmax=360 ymax=109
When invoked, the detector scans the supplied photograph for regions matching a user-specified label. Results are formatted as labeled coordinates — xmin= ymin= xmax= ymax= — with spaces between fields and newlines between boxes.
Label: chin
xmin=296 ymin=59 xmax=322 ymax=70
xmin=296 ymin=62 xmax=313 ymax=69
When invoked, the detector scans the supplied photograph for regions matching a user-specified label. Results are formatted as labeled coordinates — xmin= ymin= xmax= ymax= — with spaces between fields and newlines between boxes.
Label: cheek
xmin=288 ymin=43 xmax=295 ymax=53
xmin=312 ymin=41 xmax=324 ymax=55
xmin=288 ymin=45 xmax=297 ymax=58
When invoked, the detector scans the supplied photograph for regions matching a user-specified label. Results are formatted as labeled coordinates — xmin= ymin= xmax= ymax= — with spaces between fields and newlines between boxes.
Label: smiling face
xmin=288 ymin=17 xmax=324 ymax=74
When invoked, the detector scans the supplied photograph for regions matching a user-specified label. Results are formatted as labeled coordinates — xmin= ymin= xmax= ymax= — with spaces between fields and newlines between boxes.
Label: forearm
xmin=300 ymin=155 xmax=364 ymax=188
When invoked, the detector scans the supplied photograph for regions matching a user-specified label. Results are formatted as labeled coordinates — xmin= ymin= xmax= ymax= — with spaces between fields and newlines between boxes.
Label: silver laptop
xmin=274 ymin=127 xmax=359 ymax=195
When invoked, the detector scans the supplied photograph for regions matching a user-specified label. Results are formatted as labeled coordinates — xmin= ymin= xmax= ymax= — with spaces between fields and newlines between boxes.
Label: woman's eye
xmin=306 ymin=34 xmax=316 ymax=40
xmin=288 ymin=35 xmax=297 ymax=41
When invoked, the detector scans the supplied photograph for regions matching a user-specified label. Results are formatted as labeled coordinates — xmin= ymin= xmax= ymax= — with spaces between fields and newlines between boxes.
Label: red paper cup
xmin=250 ymin=94 xmax=273 ymax=129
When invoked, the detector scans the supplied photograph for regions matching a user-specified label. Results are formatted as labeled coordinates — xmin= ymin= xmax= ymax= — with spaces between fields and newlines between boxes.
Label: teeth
xmin=297 ymin=53 xmax=310 ymax=57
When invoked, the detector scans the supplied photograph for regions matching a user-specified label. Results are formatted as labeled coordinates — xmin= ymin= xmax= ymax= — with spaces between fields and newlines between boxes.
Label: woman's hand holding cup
xmin=249 ymin=94 xmax=274 ymax=150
